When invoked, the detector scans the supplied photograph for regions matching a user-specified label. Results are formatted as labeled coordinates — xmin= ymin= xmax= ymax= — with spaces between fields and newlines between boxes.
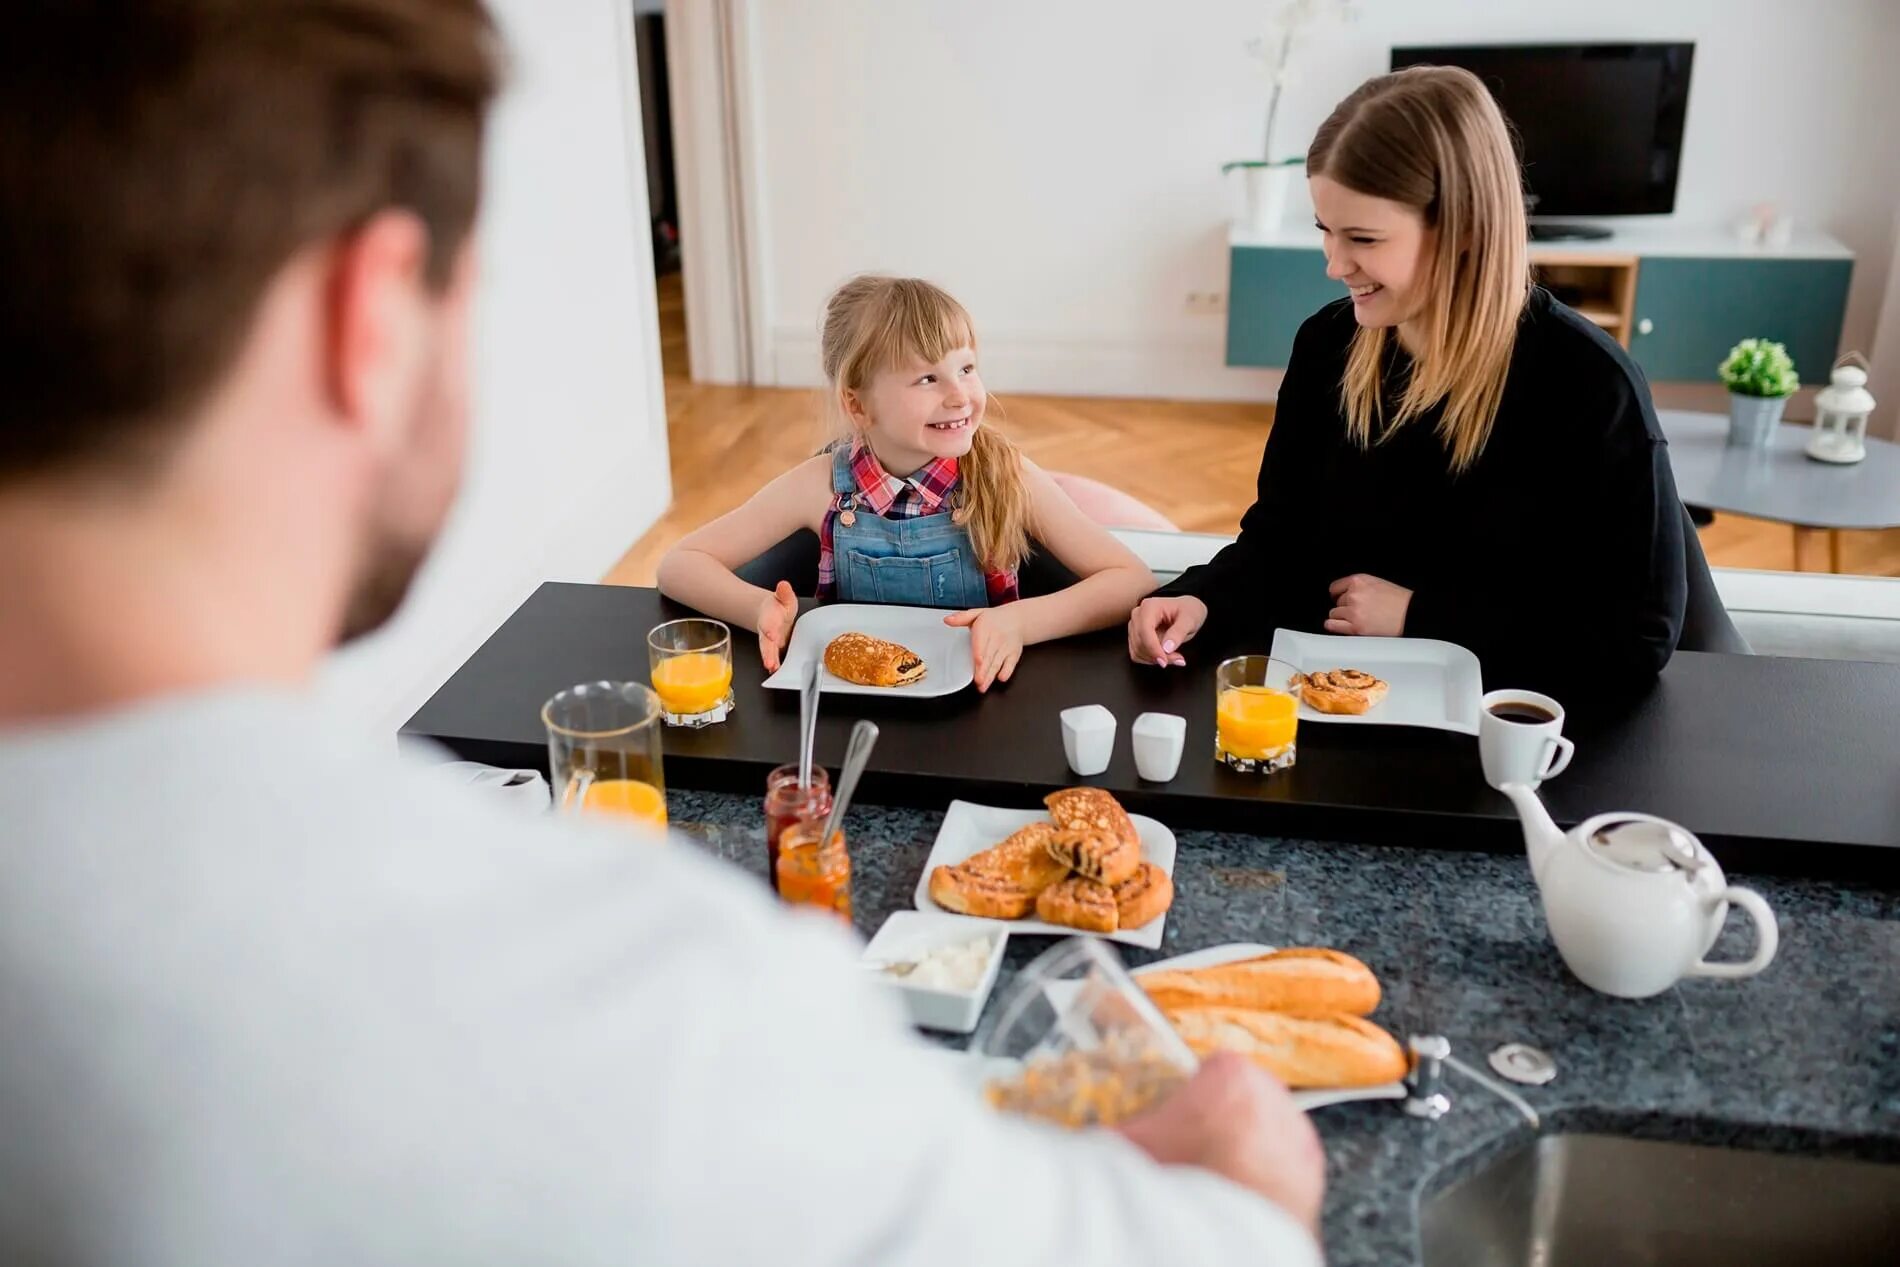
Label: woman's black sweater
xmin=1160 ymin=288 xmax=1687 ymax=703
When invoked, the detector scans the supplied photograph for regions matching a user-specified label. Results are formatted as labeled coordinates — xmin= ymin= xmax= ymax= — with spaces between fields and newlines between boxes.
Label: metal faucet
xmin=1401 ymin=1035 xmax=1543 ymax=1128
xmin=1403 ymin=1035 xmax=1452 ymax=1120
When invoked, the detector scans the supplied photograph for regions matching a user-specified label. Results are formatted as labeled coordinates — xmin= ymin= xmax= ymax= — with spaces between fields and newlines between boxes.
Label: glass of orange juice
xmin=647 ymin=618 xmax=734 ymax=728
xmin=542 ymin=681 xmax=668 ymax=832
xmin=1215 ymin=655 xmax=1301 ymax=774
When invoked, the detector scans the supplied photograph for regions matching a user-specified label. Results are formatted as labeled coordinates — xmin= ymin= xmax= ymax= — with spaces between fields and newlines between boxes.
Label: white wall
xmin=742 ymin=0 xmax=1900 ymax=399
xmin=319 ymin=0 xmax=669 ymax=739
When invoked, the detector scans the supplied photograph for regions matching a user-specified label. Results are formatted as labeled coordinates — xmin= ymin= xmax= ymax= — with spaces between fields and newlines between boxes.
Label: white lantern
xmin=1806 ymin=359 xmax=1876 ymax=465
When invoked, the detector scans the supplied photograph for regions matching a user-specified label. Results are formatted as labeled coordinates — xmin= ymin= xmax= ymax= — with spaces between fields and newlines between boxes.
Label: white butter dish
xmin=861 ymin=911 xmax=1011 ymax=1034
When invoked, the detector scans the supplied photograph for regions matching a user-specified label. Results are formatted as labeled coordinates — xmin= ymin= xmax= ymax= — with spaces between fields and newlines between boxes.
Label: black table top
xmin=402 ymin=583 xmax=1900 ymax=879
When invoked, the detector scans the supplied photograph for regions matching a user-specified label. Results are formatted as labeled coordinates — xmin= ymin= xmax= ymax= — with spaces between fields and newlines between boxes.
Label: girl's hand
xmin=945 ymin=605 xmax=1027 ymax=692
xmin=1325 ymin=574 xmax=1411 ymax=637
xmin=757 ymin=581 xmax=799 ymax=671
xmin=1127 ymin=595 xmax=1207 ymax=667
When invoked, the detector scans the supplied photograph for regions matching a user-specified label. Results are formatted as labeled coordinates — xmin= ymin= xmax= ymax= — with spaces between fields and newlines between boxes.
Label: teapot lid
xmin=1587 ymin=818 xmax=1706 ymax=875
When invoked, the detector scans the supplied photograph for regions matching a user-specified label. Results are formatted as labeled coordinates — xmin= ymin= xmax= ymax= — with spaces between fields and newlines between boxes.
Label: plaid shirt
xmin=816 ymin=443 xmax=1019 ymax=605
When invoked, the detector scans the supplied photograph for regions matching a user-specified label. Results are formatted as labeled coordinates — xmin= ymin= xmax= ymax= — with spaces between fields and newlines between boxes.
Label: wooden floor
xmin=608 ymin=272 xmax=1900 ymax=586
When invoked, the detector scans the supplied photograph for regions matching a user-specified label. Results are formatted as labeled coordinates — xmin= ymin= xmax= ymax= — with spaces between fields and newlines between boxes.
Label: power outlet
xmin=1185 ymin=290 xmax=1227 ymax=314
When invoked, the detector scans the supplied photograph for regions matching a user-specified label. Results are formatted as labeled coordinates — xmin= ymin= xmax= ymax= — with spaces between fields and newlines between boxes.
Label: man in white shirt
xmin=0 ymin=3 xmax=1325 ymax=1265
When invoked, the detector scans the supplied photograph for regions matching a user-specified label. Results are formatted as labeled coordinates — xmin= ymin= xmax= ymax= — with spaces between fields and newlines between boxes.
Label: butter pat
xmin=890 ymin=935 xmax=994 ymax=993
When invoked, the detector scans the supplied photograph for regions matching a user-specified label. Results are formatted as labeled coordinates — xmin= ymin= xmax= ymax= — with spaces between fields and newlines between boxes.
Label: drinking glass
xmin=763 ymin=763 xmax=831 ymax=896
xmin=647 ymin=618 xmax=734 ymax=727
xmin=542 ymin=681 xmax=668 ymax=831
xmin=1215 ymin=655 xmax=1301 ymax=773
xmin=975 ymin=938 xmax=1198 ymax=1128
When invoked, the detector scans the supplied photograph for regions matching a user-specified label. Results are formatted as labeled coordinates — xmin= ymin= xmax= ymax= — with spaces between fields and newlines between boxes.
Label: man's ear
xmin=323 ymin=209 xmax=432 ymax=444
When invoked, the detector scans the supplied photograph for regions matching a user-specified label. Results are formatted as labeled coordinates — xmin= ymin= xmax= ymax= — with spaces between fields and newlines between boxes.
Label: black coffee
xmin=1489 ymin=702 xmax=1556 ymax=725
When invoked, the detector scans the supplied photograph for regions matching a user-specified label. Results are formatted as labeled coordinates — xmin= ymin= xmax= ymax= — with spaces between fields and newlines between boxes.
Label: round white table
xmin=1659 ymin=409 xmax=1900 ymax=572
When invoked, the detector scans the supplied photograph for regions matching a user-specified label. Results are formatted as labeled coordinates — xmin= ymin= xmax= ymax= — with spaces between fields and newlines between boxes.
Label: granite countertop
xmin=669 ymin=788 xmax=1900 ymax=1266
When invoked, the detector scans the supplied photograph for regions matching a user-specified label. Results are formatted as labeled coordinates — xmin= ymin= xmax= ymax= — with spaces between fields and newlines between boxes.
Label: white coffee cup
xmin=1479 ymin=689 xmax=1575 ymax=791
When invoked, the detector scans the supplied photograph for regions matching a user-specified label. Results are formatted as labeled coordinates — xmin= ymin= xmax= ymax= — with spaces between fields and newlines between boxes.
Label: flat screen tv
xmin=1390 ymin=42 xmax=1694 ymax=239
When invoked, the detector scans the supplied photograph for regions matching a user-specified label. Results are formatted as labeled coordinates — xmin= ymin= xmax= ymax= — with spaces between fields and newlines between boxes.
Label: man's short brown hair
xmin=0 ymin=0 xmax=501 ymax=486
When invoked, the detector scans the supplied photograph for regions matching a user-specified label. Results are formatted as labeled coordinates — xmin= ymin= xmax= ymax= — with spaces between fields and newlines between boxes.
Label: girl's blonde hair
xmin=1308 ymin=66 xmax=1532 ymax=473
xmin=820 ymin=275 xmax=1031 ymax=573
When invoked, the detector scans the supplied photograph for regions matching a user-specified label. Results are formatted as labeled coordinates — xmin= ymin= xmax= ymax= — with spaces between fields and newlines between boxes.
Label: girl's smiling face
xmin=1310 ymin=174 xmax=1438 ymax=342
xmin=844 ymin=345 xmax=986 ymax=473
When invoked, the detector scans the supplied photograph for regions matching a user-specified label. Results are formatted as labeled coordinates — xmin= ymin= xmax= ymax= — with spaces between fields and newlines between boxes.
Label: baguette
xmin=1138 ymin=947 xmax=1380 ymax=1017
xmin=1164 ymin=1006 xmax=1408 ymax=1089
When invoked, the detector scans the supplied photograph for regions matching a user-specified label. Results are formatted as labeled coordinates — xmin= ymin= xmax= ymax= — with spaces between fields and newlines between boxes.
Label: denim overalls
xmin=828 ymin=445 xmax=992 ymax=608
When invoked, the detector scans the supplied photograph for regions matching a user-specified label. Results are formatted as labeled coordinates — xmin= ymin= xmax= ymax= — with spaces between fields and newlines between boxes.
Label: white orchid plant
xmin=1222 ymin=0 xmax=1359 ymax=176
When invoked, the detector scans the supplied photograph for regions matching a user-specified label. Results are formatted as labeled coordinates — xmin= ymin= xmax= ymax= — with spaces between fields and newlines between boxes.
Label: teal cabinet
xmin=1226 ymin=246 xmax=1336 ymax=368
xmin=1629 ymin=257 xmax=1852 ymax=383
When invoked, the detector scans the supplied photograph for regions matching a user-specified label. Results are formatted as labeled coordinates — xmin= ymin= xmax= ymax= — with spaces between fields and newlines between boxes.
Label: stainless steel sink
xmin=1420 ymin=1133 xmax=1900 ymax=1266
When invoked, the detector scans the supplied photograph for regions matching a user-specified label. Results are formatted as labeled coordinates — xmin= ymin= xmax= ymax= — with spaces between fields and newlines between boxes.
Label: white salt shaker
xmin=1131 ymin=712 xmax=1187 ymax=783
xmin=1059 ymin=705 xmax=1117 ymax=777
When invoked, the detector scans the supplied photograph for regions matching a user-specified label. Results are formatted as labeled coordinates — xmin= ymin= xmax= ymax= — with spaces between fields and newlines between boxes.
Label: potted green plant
xmin=1225 ymin=1 xmax=1356 ymax=234
xmin=1718 ymin=338 xmax=1799 ymax=448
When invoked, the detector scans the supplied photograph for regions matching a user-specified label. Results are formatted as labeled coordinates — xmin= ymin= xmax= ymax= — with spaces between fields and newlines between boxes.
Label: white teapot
xmin=1500 ymin=782 xmax=1779 ymax=999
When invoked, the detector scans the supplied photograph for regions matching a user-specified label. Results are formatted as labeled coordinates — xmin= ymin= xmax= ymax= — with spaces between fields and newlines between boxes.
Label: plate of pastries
xmin=918 ymin=788 xmax=1175 ymax=949
xmin=1134 ymin=943 xmax=1410 ymax=1107
xmin=760 ymin=602 xmax=973 ymax=697
xmin=1269 ymin=628 xmax=1483 ymax=735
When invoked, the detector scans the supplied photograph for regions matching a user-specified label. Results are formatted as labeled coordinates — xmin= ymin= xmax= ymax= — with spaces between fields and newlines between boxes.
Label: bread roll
xmin=1138 ymin=947 xmax=1380 ymax=1017
xmin=1035 ymin=875 xmax=1118 ymax=933
xmin=1292 ymin=669 xmax=1388 ymax=715
xmin=1164 ymin=1006 xmax=1407 ymax=1089
xmin=928 ymin=822 xmax=1071 ymax=919
xmin=1112 ymin=862 xmax=1173 ymax=930
xmin=824 ymin=632 xmax=926 ymax=687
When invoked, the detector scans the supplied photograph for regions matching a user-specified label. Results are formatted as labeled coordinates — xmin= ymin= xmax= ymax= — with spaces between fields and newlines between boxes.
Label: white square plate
xmin=1127 ymin=943 xmax=1407 ymax=1112
xmin=913 ymin=800 xmax=1177 ymax=949
xmin=762 ymin=603 xmax=973 ymax=698
xmin=1268 ymin=629 xmax=1483 ymax=736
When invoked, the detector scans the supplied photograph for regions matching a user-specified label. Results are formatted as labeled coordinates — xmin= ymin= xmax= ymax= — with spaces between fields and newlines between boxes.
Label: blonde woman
xmin=660 ymin=276 xmax=1154 ymax=691
xmin=1130 ymin=67 xmax=1687 ymax=699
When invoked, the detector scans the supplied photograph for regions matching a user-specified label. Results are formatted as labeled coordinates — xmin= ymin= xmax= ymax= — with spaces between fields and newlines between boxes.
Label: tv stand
xmin=1227 ymin=221 xmax=1854 ymax=380
xmin=1530 ymin=222 xmax=1614 ymax=242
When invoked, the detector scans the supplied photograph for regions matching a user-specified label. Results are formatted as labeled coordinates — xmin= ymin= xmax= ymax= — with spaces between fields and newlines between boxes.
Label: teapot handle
xmin=1686 ymin=886 xmax=1779 ymax=980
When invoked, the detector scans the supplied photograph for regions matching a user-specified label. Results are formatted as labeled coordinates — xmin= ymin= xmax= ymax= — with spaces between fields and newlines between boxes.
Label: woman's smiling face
xmin=1310 ymin=174 xmax=1437 ymax=336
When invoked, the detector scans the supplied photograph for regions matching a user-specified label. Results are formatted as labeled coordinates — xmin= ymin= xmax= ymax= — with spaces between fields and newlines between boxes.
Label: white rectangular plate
xmin=913 ymin=800 xmax=1177 ymax=949
xmin=762 ymin=602 xmax=973 ymax=698
xmin=1269 ymin=629 xmax=1483 ymax=736
xmin=1129 ymin=943 xmax=1407 ymax=1112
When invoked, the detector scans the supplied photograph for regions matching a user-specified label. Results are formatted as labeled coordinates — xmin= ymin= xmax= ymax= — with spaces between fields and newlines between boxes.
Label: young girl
xmin=658 ymin=275 xmax=1155 ymax=691
xmin=1129 ymin=66 xmax=1688 ymax=704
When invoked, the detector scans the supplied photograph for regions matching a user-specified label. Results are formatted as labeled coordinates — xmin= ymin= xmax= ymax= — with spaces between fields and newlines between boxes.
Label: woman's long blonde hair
xmin=819 ymin=275 xmax=1030 ymax=573
xmin=1308 ymin=66 xmax=1532 ymax=472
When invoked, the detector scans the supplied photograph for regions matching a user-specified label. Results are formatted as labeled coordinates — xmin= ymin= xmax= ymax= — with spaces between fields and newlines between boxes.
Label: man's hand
xmin=944 ymin=604 xmax=1028 ymax=692
xmin=1324 ymin=574 xmax=1411 ymax=637
xmin=1116 ymin=1052 xmax=1326 ymax=1238
xmin=1127 ymin=595 xmax=1209 ymax=667
xmin=757 ymin=581 xmax=798 ymax=671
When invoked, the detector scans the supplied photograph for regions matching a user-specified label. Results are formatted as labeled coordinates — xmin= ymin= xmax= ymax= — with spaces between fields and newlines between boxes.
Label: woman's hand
xmin=1325 ymin=574 xmax=1411 ymax=637
xmin=1127 ymin=595 xmax=1208 ymax=667
xmin=945 ymin=605 xmax=1027 ymax=692
xmin=757 ymin=581 xmax=799 ymax=671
